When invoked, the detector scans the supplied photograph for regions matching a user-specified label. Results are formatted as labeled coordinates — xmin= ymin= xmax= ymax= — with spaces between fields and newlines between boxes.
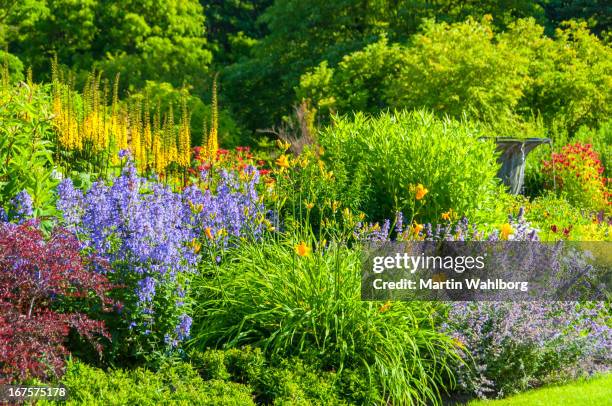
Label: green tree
xmin=202 ymin=0 xmax=272 ymax=64
xmin=298 ymin=17 xmax=612 ymax=136
xmin=6 ymin=0 xmax=212 ymax=95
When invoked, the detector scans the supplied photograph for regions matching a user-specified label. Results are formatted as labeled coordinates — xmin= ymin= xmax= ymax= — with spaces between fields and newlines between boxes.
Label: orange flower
xmin=275 ymin=154 xmax=290 ymax=169
xmin=205 ymin=227 xmax=214 ymax=240
xmin=379 ymin=302 xmax=391 ymax=313
xmin=500 ymin=223 xmax=513 ymax=240
xmin=411 ymin=222 xmax=424 ymax=236
xmin=294 ymin=241 xmax=311 ymax=257
xmin=190 ymin=239 xmax=201 ymax=254
xmin=441 ymin=210 xmax=451 ymax=221
xmin=415 ymin=184 xmax=428 ymax=200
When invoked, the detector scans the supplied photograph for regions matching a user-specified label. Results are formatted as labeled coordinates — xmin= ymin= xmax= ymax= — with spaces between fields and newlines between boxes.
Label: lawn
xmin=469 ymin=374 xmax=612 ymax=406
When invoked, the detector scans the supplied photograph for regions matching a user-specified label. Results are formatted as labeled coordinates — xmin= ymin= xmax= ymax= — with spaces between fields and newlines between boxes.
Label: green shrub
xmin=0 ymin=80 xmax=58 ymax=222
xmin=39 ymin=360 xmax=255 ymax=405
xmin=319 ymin=110 xmax=502 ymax=223
xmin=191 ymin=347 xmax=343 ymax=405
xmin=190 ymin=238 xmax=459 ymax=405
xmin=299 ymin=18 xmax=612 ymax=137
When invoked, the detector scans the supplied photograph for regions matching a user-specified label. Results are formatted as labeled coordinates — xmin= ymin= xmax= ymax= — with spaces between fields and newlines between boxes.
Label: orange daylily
xmin=415 ymin=184 xmax=428 ymax=200
xmin=275 ymin=154 xmax=290 ymax=169
xmin=500 ymin=223 xmax=513 ymax=240
xmin=294 ymin=241 xmax=311 ymax=257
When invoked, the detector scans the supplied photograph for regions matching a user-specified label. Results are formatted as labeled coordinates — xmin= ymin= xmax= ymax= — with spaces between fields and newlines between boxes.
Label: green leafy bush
xmin=190 ymin=237 xmax=459 ymax=405
xmin=299 ymin=18 xmax=612 ymax=137
xmin=190 ymin=347 xmax=344 ymax=405
xmin=319 ymin=110 xmax=502 ymax=223
xmin=0 ymin=80 xmax=57 ymax=220
xmin=39 ymin=360 xmax=255 ymax=405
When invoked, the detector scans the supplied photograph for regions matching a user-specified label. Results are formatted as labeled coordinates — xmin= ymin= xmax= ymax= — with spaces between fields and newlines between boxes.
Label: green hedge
xmin=39 ymin=360 xmax=255 ymax=405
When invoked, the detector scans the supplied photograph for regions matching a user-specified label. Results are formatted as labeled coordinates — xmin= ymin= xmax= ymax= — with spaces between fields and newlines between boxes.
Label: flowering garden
xmin=0 ymin=3 xmax=611 ymax=405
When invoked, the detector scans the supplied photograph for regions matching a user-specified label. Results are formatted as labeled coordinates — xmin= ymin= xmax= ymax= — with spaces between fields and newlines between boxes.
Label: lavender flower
xmin=136 ymin=277 xmax=156 ymax=303
xmin=175 ymin=314 xmax=192 ymax=341
xmin=11 ymin=190 xmax=33 ymax=220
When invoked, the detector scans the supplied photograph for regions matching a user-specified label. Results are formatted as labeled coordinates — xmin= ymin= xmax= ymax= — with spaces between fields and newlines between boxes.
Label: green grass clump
xmin=190 ymin=238 xmax=459 ymax=405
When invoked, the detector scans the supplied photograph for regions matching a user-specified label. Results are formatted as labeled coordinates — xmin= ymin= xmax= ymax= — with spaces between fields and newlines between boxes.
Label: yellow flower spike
xmin=342 ymin=207 xmax=351 ymax=220
xmin=500 ymin=223 xmax=513 ymax=240
xmin=415 ymin=184 xmax=429 ymax=200
xmin=205 ymin=227 xmax=214 ymax=240
xmin=294 ymin=241 xmax=311 ymax=257
xmin=331 ymin=200 xmax=341 ymax=212
xmin=318 ymin=146 xmax=325 ymax=156
xmin=318 ymin=160 xmax=326 ymax=173
xmin=275 ymin=154 xmax=290 ymax=169
xmin=217 ymin=228 xmax=226 ymax=237
xmin=358 ymin=213 xmax=366 ymax=221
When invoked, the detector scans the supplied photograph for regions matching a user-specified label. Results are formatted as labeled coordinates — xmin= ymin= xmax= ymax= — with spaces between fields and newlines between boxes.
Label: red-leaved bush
xmin=0 ymin=221 xmax=114 ymax=383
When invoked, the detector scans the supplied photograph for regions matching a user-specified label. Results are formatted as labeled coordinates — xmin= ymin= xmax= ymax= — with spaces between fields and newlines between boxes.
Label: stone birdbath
xmin=490 ymin=138 xmax=552 ymax=195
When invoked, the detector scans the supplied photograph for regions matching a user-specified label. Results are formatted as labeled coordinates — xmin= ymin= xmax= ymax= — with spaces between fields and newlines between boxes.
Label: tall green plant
xmin=0 ymin=79 xmax=57 ymax=219
xmin=190 ymin=238 xmax=459 ymax=405
xmin=320 ymin=110 xmax=503 ymax=223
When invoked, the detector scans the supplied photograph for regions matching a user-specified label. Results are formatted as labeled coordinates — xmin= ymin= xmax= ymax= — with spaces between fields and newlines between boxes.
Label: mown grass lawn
xmin=469 ymin=374 xmax=612 ymax=405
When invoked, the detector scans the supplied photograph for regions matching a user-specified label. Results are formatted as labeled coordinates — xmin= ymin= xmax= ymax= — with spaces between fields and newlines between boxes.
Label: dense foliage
xmin=0 ymin=1 xmax=610 ymax=404
xmin=319 ymin=111 xmax=502 ymax=223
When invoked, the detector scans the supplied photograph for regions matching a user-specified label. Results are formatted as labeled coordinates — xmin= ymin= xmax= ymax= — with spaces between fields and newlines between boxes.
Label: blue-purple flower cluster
xmin=56 ymin=155 xmax=265 ymax=347
xmin=445 ymin=301 xmax=611 ymax=398
xmin=355 ymin=209 xmax=539 ymax=242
